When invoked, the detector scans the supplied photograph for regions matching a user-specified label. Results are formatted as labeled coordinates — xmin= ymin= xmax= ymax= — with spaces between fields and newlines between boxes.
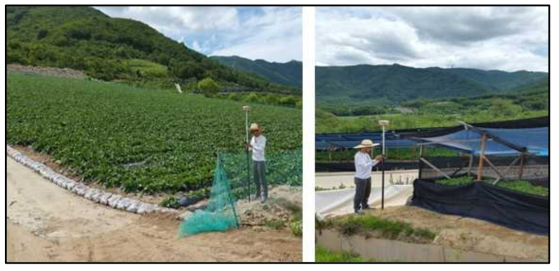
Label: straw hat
xmin=353 ymin=139 xmax=379 ymax=149
xmin=250 ymin=123 xmax=262 ymax=131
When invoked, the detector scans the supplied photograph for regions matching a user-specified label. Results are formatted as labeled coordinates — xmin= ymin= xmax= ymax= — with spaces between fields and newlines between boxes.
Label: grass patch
xmin=264 ymin=219 xmax=285 ymax=230
xmin=315 ymin=183 xmax=350 ymax=191
xmin=497 ymin=180 xmax=549 ymax=197
xmin=435 ymin=176 xmax=474 ymax=186
xmin=315 ymin=247 xmax=366 ymax=262
xmin=158 ymin=196 xmax=179 ymax=209
xmin=125 ymin=59 xmax=168 ymax=78
xmin=321 ymin=214 xmax=436 ymax=243
xmin=290 ymin=219 xmax=302 ymax=237
xmin=315 ymin=247 xmax=395 ymax=262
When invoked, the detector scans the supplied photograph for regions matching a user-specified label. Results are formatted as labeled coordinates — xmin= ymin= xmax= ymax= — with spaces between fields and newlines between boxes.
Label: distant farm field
xmin=7 ymin=73 xmax=302 ymax=194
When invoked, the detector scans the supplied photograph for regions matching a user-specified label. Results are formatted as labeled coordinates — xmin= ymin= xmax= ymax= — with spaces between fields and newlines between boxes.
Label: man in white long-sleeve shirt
xmin=246 ymin=123 xmax=268 ymax=203
xmin=353 ymin=139 xmax=383 ymax=214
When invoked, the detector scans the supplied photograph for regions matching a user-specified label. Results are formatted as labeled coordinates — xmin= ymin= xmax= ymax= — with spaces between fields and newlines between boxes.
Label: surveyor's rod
xmin=243 ymin=106 xmax=251 ymax=201
xmin=381 ymin=124 xmax=386 ymax=210
xmin=378 ymin=120 xmax=389 ymax=210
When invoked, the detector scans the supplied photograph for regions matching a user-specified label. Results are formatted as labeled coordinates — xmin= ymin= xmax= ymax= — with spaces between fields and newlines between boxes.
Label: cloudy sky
xmin=317 ymin=7 xmax=549 ymax=72
xmin=95 ymin=6 xmax=302 ymax=62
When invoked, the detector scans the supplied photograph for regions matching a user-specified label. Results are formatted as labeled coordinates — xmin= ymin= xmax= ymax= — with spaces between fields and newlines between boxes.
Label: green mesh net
xmin=220 ymin=150 xmax=302 ymax=199
xmin=179 ymin=156 xmax=240 ymax=237
xmin=178 ymin=150 xmax=301 ymax=236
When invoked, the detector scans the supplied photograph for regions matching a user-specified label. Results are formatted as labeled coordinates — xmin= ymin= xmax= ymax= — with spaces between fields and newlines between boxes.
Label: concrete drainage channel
xmin=316 ymin=229 xmax=541 ymax=262
xmin=7 ymin=145 xmax=181 ymax=217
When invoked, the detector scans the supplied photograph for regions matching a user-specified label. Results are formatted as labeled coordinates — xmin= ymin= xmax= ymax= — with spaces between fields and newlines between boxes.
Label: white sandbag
xmin=12 ymin=153 xmax=24 ymax=161
xmin=137 ymin=203 xmax=155 ymax=214
xmin=41 ymin=169 xmax=57 ymax=181
xmin=84 ymin=188 xmax=100 ymax=200
xmin=108 ymin=195 xmax=123 ymax=208
xmin=52 ymin=175 xmax=65 ymax=186
xmin=65 ymin=180 xmax=76 ymax=190
xmin=154 ymin=206 xmax=178 ymax=214
xmin=28 ymin=160 xmax=42 ymax=170
xmin=71 ymin=184 xmax=88 ymax=196
xmin=90 ymin=191 xmax=103 ymax=203
xmin=20 ymin=157 xmax=34 ymax=167
xmin=99 ymin=193 xmax=113 ymax=205
xmin=126 ymin=200 xmax=141 ymax=213
xmin=34 ymin=163 xmax=46 ymax=173
xmin=116 ymin=198 xmax=132 ymax=210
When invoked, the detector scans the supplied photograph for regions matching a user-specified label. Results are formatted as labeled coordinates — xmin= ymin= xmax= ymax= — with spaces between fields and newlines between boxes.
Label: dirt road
xmin=6 ymin=157 xmax=301 ymax=262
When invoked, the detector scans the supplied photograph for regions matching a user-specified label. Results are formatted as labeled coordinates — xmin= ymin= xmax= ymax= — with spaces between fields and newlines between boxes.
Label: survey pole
xmin=378 ymin=120 xmax=390 ymax=210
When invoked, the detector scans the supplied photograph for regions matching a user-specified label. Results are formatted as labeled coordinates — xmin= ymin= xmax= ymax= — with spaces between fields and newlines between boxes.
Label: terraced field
xmin=6 ymin=73 xmax=302 ymax=195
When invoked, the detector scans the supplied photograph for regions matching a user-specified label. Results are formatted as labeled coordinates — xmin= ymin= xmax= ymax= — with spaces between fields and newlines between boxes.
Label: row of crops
xmin=316 ymin=147 xmax=459 ymax=162
xmin=6 ymin=73 xmax=302 ymax=195
xmin=435 ymin=176 xmax=549 ymax=197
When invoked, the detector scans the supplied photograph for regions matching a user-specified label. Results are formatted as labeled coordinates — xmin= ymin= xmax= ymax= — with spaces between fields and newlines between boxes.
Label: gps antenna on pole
xmin=378 ymin=120 xmax=390 ymax=210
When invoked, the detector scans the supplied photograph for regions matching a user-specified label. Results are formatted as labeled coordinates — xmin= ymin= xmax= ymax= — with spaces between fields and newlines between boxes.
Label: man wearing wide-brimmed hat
xmin=246 ymin=123 xmax=268 ymax=203
xmin=353 ymin=139 xmax=383 ymax=214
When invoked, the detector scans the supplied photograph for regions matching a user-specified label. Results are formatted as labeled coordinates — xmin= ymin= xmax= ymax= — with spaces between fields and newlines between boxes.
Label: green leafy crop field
xmin=7 ymin=73 xmax=302 ymax=195
xmin=435 ymin=176 xmax=548 ymax=197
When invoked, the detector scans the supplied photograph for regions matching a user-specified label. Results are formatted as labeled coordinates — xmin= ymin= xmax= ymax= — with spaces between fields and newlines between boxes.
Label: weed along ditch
xmin=315 ymin=207 xmax=548 ymax=262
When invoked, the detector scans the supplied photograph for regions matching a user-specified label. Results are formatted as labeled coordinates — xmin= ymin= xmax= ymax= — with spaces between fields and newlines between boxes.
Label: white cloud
xmin=97 ymin=6 xmax=239 ymax=34
xmin=211 ymin=7 xmax=302 ymax=62
xmin=95 ymin=6 xmax=301 ymax=62
xmin=317 ymin=7 xmax=548 ymax=72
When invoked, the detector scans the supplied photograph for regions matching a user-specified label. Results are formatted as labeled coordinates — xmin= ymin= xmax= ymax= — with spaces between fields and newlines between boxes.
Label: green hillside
xmin=316 ymin=64 xmax=548 ymax=115
xmin=6 ymin=6 xmax=297 ymax=94
xmin=212 ymin=56 xmax=302 ymax=88
xmin=317 ymin=79 xmax=549 ymax=133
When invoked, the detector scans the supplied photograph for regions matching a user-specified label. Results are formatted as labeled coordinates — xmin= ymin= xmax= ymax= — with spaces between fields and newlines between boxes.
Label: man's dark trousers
xmin=354 ymin=177 xmax=371 ymax=211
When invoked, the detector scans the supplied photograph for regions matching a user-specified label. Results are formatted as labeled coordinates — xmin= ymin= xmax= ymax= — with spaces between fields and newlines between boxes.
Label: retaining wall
xmin=315 ymin=229 xmax=541 ymax=262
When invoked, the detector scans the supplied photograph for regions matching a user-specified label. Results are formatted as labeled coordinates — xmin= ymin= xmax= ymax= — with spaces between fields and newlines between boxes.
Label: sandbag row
xmin=7 ymin=145 xmax=178 ymax=215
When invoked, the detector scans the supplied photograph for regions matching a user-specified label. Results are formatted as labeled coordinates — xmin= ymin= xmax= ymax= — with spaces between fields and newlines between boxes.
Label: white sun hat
xmin=353 ymin=139 xmax=380 ymax=149
xmin=249 ymin=123 xmax=262 ymax=131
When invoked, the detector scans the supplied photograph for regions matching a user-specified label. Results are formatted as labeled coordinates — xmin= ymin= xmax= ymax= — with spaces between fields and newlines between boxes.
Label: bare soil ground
xmin=238 ymin=186 xmax=302 ymax=226
xmin=6 ymin=156 xmax=302 ymax=262
xmin=363 ymin=206 xmax=548 ymax=261
xmin=7 ymin=64 xmax=86 ymax=79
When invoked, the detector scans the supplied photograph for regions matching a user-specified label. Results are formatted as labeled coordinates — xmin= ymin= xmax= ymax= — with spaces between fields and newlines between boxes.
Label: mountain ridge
xmin=6 ymin=6 xmax=298 ymax=94
xmin=316 ymin=63 xmax=548 ymax=110
xmin=211 ymin=55 xmax=302 ymax=88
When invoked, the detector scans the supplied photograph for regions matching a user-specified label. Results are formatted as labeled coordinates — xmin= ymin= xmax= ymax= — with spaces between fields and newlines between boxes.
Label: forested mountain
xmin=316 ymin=64 xmax=548 ymax=111
xmin=442 ymin=68 xmax=548 ymax=92
xmin=212 ymin=56 xmax=302 ymax=88
xmin=317 ymin=78 xmax=549 ymax=133
xmin=6 ymin=6 xmax=298 ymax=94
